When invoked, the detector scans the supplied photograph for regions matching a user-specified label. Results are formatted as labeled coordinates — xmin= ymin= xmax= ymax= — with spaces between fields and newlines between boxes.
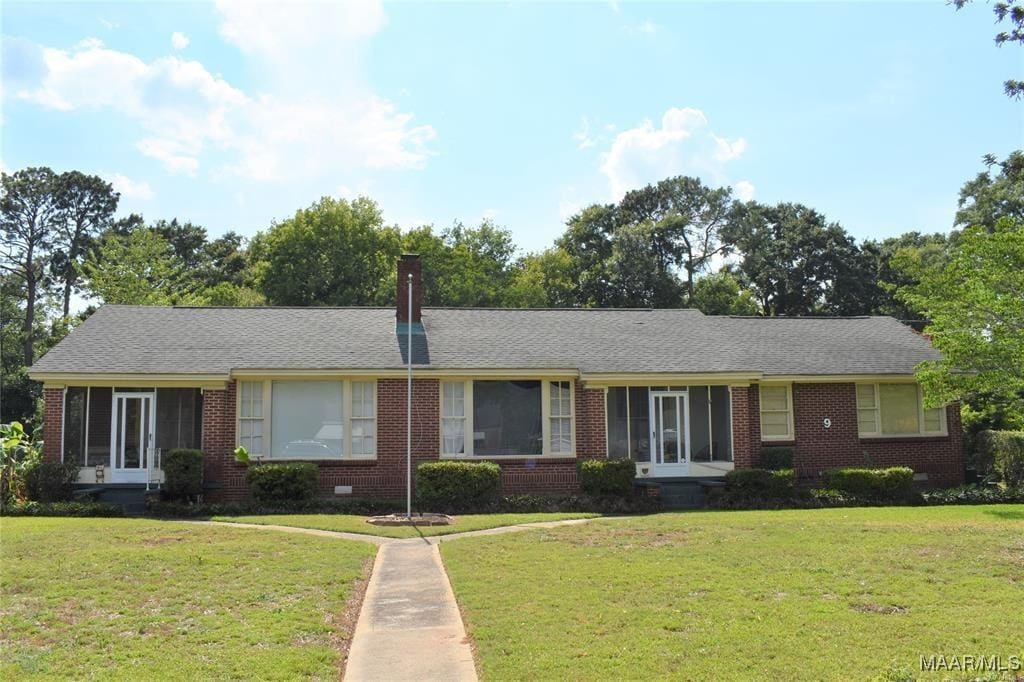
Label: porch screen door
xmin=112 ymin=393 xmax=155 ymax=481
xmin=650 ymin=391 xmax=690 ymax=473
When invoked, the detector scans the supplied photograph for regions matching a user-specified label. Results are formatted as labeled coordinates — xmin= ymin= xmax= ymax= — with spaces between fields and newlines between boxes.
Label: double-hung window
xmin=236 ymin=380 xmax=377 ymax=459
xmin=759 ymin=384 xmax=793 ymax=441
xmin=856 ymin=383 xmax=945 ymax=437
xmin=440 ymin=379 xmax=574 ymax=457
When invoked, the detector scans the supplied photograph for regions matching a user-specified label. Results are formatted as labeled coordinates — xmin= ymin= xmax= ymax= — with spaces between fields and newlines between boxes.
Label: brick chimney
xmin=397 ymin=254 xmax=422 ymax=323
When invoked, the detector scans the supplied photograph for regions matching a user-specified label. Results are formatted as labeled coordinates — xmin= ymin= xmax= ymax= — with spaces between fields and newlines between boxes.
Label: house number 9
xmin=823 ymin=418 xmax=832 ymax=429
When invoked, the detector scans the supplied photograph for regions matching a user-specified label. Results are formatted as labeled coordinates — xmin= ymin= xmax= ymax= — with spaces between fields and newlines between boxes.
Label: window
xmin=856 ymin=383 xmax=945 ymax=437
xmin=549 ymin=381 xmax=573 ymax=454
xmin=237 ymin=380 xmax=377 ymax=459
xmin=441 ymin=380 xmax=572 ymax=457
xmin=238 ymin=381 xmax=264 ymax=456
xmin=441 ymin=381 xmax=466 ymax=455
xmin=63 ymin=387 xmax=88 ymax=466
xmin=155 ymin=388 xmax=202 ymax=452
xmin=759 ymin=384 xmax=793 ymax=441
xmin=350 ymin=381 xmax=376 ymax=458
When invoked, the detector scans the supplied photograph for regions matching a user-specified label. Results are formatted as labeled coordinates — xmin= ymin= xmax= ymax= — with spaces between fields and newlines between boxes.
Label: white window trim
xmin=759 ymin=383 xmax=794 ymax=442
xmin=236 ymin=379 xmax=378 ymax=460
xmin=439 ymin=379 xmax=576 ymax=459
xmin=856 ymin=382 xmax=947 ymax=438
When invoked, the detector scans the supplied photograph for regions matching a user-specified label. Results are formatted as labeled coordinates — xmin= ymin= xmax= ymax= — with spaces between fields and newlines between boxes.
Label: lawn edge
xmin=338 ymin=551 xmax=379 ymax=680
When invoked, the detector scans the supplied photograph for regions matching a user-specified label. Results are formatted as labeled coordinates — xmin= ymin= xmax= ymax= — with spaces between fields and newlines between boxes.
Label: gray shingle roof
xmin=30 ymin=305 xmax=939 ymax=377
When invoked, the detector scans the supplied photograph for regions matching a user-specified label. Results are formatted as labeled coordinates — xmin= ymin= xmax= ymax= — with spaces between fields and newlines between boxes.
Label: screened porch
xmin=61 ymin=387 xmax=203 ymax=485
xmin=606 ymin=385 xmax=733 ymax=478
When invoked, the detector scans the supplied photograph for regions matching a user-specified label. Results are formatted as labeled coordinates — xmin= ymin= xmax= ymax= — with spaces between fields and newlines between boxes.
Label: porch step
xmin=74 ymin=484 xmax=155 ymax=514
xmin=657 ymin=482 xmax=706 ymax=510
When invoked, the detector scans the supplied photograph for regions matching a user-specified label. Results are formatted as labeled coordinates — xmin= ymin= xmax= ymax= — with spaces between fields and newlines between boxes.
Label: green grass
xmin=441 ymin=505 xmax=1024 ymax=681
xmin=211 ymin=512 xmax=599 ymax=538
xmin=1 ymin=518 xmax=376 ymax=680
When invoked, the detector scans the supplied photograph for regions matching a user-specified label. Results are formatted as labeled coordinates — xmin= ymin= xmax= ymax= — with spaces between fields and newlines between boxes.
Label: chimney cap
xmin=400 ymin=252 xmax=420 ymax=261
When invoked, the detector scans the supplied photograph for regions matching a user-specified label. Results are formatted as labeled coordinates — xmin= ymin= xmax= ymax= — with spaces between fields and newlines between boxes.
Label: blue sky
xmin=2 ymin=1 xmax=1021 ymax=253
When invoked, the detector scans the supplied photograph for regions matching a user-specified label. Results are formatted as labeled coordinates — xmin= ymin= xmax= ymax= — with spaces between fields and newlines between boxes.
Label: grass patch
xmin=1 ymin=518 xmax=375 ymax=680
xmin=441 ymin=505 xmax=1024 ymax=680
xmin=211 ymin=512 xmax=599 ymax=538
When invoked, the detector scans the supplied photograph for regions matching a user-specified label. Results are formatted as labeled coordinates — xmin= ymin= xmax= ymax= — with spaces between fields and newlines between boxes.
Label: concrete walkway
xmin=345 ymin=539 xmax=477 ymax=681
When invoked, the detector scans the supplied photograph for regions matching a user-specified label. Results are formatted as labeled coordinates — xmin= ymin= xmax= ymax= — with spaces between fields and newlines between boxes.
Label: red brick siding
xmin=762 ymin=382 xmax=965 ymax=487
xmin=730 ymin=385 xmax=759 ymax=469
xmin=201 ymin=382 xmax=241 ymax=500
xmin=42 ymin=388 xmax=63 ymax=463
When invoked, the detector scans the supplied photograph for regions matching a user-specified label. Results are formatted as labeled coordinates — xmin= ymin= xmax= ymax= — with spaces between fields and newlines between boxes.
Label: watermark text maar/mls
xmin=920 ymin=654 xmax=1022 ymax=673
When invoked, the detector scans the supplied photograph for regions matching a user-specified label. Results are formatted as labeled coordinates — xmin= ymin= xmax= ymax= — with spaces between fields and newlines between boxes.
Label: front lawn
xmin=442 ymin=505 xmax=1024 ymax=680
xmin=211 ymin=512 xmax=599 ymax=538
xmin=1 ymin=518 xmax=375 ymax=680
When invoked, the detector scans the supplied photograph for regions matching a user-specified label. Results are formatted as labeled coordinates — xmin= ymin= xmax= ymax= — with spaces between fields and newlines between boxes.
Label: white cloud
xmin=626 ymin=20 xmax=658 ymax=35
xmin=9 ymin=5 xmax=436 ymax=182
xmin=573 ymin=117 xmax=597 ymax=149
xmin=733 ymin=180 xmax=756 ymax=202
xmin=77 ymin=37 xmax=104 ymax=50
xmin=171 ymin=32 xmax=190 ymax=51
xmin=599 ymin=107 xmax=748 ymax=199
xmin=99 ymin=18 xmax=119 ymax=30
xmin=109 ymin=173 xmax=154 ymax=199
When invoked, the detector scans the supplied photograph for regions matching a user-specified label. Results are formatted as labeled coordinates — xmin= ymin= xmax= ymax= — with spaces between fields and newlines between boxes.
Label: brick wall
xmin=203 ymin=379 xmax=608 ymax=502
xmin=42 ymin=388 xmax=63 ymax=463
xmin=730 ymin=385 xmax=760 ymax=469
xmin=755 ymin=382 xmax=965 ymax=487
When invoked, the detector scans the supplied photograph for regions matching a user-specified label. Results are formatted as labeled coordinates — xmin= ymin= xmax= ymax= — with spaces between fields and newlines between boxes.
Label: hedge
xmin=759 ymin=446 xmax=794 ymax=471
xmin=245 ymin=462 xmax=319 ymax=503
xmin=416 ymin=461 xmax=501 ymax=512
xmin=162 ymin=449 xmax=204 ymax=501
xmin=922 ymin=484 xmax=1024 ymax=506
xmin=821 ymin=467 xmax=915 ymax=502
xmin=577 ymin=458 xmax=636 ymax=497
xmin=977 ymin=430 xmax=1024 ymax=487
xmin=723 ymin=468 xmax=795 ymax=500
xmin=1 ymin=501 xmax=125 ymax=517
xmin=25 ymin=461 xmax=79 ymax=502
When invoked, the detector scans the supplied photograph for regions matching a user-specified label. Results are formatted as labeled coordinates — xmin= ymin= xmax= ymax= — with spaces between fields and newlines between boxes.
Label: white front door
xmin=110 ymin=392 xmax=155 ymax=483
xmin=650 ymin=391 xmax=690 ymax=476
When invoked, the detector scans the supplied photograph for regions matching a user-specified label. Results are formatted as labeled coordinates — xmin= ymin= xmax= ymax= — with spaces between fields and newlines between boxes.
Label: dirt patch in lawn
xmin=336 ymin=553 xmax=377 ymax=678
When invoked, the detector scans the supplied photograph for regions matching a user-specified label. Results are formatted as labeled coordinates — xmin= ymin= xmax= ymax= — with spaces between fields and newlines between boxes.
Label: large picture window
xmin=237 ymin=380 xmax=377 ymax=459
xmin=857 ymin=383 xmax=945 ymax=437
xmin=440 ymin=380 xmax=573 ymax=457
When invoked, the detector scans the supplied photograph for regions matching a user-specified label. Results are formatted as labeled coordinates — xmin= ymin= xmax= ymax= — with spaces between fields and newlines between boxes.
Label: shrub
xmin=922 ymin=484 xmax=1024 ymax=506
xmin=162 ymin=449 xmax=204 ymax=501
xmin=1 ymin=500 xmax=125 ymax=517
xmin=577 ymin=458 xmax=636 ymax=497
xmin=1 ymin=421 xmax=42 ymax=506
xmin=724 ymin=468 xmax=795 ymax=500
xmin=25 ymin=460 xmax=79 ymax=502
xmin=416 ymin=461 xmax=501 ymax=512
xmin=759 ymin=446 xmax=794 ymax=471
xmin=146 ymin=497 xmax=404 ymax=518
xmin=245 ymin=462 xmax=319 ymax=504
xmin=977 ymin=430 xmax=1024 ymax=487
xmin=822 ymin=467 xmax=915 ymax=502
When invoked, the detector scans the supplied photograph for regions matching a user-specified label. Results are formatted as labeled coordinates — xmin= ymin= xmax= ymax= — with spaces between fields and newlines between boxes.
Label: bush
xmin=162 ymin=449 xmax=204 ymax=501
xmin=245 ymin=462 xmax=319 ymax=504
xmin=759 ymin=446 xmax=794 ymax=470
xmin=977 ymin=430 xmax=1024 ymax=487
xmin=25 ymin=460 xmax=79 ymax=502
xmin=146 ymin=497 xmax=404 ymax=518
xmin=416 ymin=461 xmax=501 ymax=512
xmin=1 ymin=500 xmax=125 ymax=517
xmin=724 ymin=468 xmax=795 ymax=500
xmin=577 ymin=459 xmax=636 ymax=497
xmin=822 ymin=467 xmax=916 ymax=502
xmin=1 ymin=421 xmax=42 ymax=505
xmin=922 ymin=484 xmax=1024 ymax=506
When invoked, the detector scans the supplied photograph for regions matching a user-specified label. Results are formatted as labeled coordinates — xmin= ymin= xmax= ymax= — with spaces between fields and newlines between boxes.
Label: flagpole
xmin=406 ymin=273 xmax=413 ymax=519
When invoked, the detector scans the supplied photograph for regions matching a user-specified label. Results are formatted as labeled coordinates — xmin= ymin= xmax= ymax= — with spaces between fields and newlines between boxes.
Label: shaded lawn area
xmin=211 ymin=512 xmax=599 ymax=538
xmin=1 ymin=518 xmax=376 ymax=680
xmin=442 ymin=505 xmax=1024 ymax=681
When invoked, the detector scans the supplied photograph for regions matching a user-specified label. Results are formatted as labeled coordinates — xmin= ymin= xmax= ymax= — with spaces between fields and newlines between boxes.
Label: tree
xmin=51 ymin=171 xmax=119 ymax=318
xmin=954 ymin=0 xmax=1024 ymax=98
xmin=249 ymin=197 xmax=401 ymax=306
xmin=0 ymin=168 xmax=62 ymax=365
xmin=618 ymin=176 xmax=733 ymax=300
xmin=896 ymin=218 xmax=1023 ymax=414
xmin=955 ymin=152 xmax=1024 ymax=231
xmin=725 ymin=202 xmax=862 ymax=316
xmin=860 ymin=232 xmax=949 ymax=320
xmin=83 ymin=229 xmax=200 ymax=305
xmin=554 ymin=204 xmax=617 ymax=307
xmin=505 ymin=248 xmax=576 ymax=308
xmin=690 ymin=271 xmax=759 ymax=315
xmin=605 ymin=222 xmax=686 ymax=307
